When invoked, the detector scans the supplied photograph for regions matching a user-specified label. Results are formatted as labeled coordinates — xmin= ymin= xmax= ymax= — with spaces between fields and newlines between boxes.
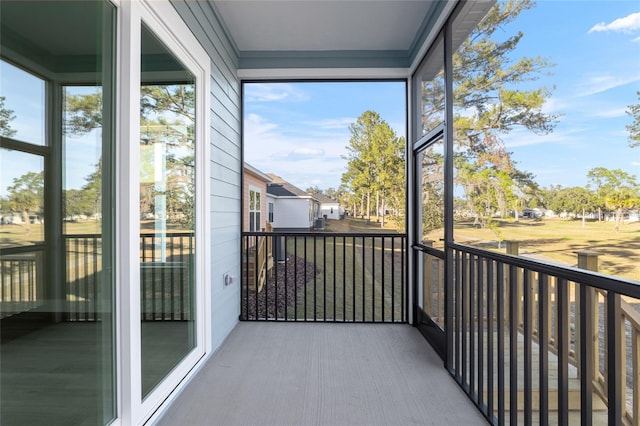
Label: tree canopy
xmin=627 ymin=91 xmax=640 ymax=148
xmin=341 ymin=110 xmax=404 ymax=227
xmin=0 ymin=95 xmax=16 ymax=138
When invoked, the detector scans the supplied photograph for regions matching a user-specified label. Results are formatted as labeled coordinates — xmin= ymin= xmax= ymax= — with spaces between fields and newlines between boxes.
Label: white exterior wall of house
xmin=270 ymin=197 xmax=316 ymax=230
xmin=320 ymin=202 xmax=341 ymax=220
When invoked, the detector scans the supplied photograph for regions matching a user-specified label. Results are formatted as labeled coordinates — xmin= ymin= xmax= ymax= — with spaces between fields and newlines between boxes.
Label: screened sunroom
xmin=1 ymin=1 xmax=638 ymax=425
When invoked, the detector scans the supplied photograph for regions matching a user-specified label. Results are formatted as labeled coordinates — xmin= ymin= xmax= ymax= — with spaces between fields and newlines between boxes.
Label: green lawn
xmin=284 ymin=231 xmax=405 ymax=322
xmin=448 ymin=218 xmax=640 ymax=282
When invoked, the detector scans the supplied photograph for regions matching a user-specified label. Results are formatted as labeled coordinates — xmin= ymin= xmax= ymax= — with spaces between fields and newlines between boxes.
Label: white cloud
xmin=289 ymin=148 xmax=324 ymax=157
xmin=502 ymin=127 xmax=584 ymax=149
xmin=244 ymin=83 xmax=310 ymax=103
xmin=243 ymin=113 xmax=349 ymax=189
xmin=304 ymin=117 xmax=355 ymax=130
xmin=634 ymin=35 xmax=640 ymax=43
xmin=588 ymin=12 xmax=640 ymax=34
xmin=632 ymin=161 xmax=640 ymax=167
xmin=588 ymin=107 xmax=629 ymax=118
xmin=575 ymin=73 xmax=640 ymax=96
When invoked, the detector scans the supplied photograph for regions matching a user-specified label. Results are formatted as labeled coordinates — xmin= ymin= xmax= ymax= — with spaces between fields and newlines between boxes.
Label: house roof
xmin=313 ymin=193 xmax=339 ymax=205
xmin=267 ymin=174 xmax=315 ymax=199
xmin=244 ymin=162 xmax=272 ymax=183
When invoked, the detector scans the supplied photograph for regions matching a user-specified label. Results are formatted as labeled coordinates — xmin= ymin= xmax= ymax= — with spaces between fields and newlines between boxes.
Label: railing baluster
xmin=478 ymin=255 xmax=484 ymax=411
xmin=304 ymin=236 xmax=308 ymax=321
xmin=352 ymin=235 xmax=356 ymax=322
xmin=509 ymin=264 xmax=518 ymax=426
xmin=462 ymin=251 xmax=468 ymax=389
xmin=391 ymin=237 xmax=395 ymax=323
xmin=487 ymin=258 xmax=494 ymax=420
xmin=497 ymin=261 xmax=505 ymax=426
xmin=92 ymin=236 xmax=98 ymax=321
xmin=324 ymin=235 xmax=327 ymax=321
xmin=314 ymin=236 xmax=317 ymax=322
xmin=343 ymin=236 xmax=346 ymax=322
xmin=254 ymin=235 xmax=259 ymax=320
xmin=633 ymin=324 xmax=640 ymax=426
xmin=579 ymin=283 xmax=593 ymax=426
xmin=284 ymin=236 xmax=288 ymax=321
xmin=607 ymin=291 xmax=622 ymax=425
xmin=265 ymin=236 xmax=270 ymax=319
xmin=333 ymin=236 xmax=337 ymax=322
xmin=470 ymin=254 xmax=476 ymax=399
xmin=381 ymin=237 xmax=385 ymax=323
xmin=372 ymin=236 xmax=375 ymax=322
xmin=558 ymin=278 xmax=569 ymax=426
xmin=523 ymin=269 xmax=532 ymax=426
xmin=538 ymin=273 xmax=549 ymax=425
xmin=362 ymin=236 xmax=366 ymax=322
xmin=294 ymin=236 xmax=298 ymax=321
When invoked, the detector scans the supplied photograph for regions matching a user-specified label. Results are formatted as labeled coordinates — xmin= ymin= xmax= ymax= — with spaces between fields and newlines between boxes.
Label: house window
xmin=268 ymin=202 xmax=274 ymax=223
xmin=249 ymin=187 xmax=261 ymax=231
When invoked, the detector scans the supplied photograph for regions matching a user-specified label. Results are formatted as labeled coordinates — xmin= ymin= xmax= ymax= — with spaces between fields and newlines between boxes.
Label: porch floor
xmin=154 ymin=322 xmax=486 ymax=425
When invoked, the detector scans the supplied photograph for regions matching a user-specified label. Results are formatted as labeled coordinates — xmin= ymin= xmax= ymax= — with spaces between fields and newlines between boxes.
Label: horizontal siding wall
xmin=171 ymin=0 xmax=241 ymax=351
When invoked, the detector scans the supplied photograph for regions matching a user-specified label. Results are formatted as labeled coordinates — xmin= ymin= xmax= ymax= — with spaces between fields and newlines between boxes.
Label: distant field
xmin=447 ymin=218 xmax=640 ymax=282
xmin=0 ymin=220 xmax=188 ymax=249
xmin=323 ymin=216 xmax=640 ymax=281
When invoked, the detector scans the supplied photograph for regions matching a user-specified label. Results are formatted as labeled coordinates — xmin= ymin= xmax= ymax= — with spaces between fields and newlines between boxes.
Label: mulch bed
xmin=242 ymin=256 xmax=320 ymax=320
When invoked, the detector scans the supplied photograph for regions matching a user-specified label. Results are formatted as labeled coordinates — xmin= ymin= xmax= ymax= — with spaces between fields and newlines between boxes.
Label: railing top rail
xmin=61 ymin=232 xmax=195 ymax=239
xmin=0 ymin=243 xmax=46 ymax=256
xmin=242 ymin=231 xmax=406 ymax=238
xmin=450 ymin=242 xmax=640 ymax=299
xmin=411 ymin=243 xmax=445 ymax=259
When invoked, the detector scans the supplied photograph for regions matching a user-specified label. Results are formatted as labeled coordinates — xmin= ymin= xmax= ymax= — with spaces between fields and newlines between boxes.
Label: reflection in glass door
xmin=140 ymin=24 xmax=197 ymax=398
xmin=0 ymin=1 xmax=116 ymax=424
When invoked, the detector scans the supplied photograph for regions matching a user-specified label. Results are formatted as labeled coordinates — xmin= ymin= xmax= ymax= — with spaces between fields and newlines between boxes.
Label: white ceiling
xmin=213 ymin=0 xmax=437 ymax=52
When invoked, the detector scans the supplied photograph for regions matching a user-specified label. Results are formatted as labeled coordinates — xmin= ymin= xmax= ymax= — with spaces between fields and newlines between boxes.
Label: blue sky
xmin=244 ymin=81 xmax=406 ymax=191
xmin=1 ymin=1 xmax=638 ymax=198
xmin=244 ymin=1 xmax=640 ymax=192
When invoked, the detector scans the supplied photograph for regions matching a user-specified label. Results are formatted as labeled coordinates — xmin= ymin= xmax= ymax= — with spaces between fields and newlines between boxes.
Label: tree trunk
xmin=21 ymin=210 xmax=31 ymax=234
xmin=615 ymin=208 xmax=623 ymax=232
xmin=381 ymin=195 xmax=386 ymax=228
xmin=582 ymin=208 xmax=586 ymax=228
xmin=376 ymin=191 xmax=380 ymax=222
xmin=366 ymin=190 xmax=371 ymax=222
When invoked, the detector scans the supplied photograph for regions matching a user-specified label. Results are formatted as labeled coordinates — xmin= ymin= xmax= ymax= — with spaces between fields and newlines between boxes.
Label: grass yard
xmin=285 ymin=232 xmax=406 ymax=322
xmin=449 ymin=218 xmax=640 ymax=282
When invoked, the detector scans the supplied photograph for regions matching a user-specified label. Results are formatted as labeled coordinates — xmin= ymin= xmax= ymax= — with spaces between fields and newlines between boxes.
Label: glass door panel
xmin=140 ymin=24 xmax=196 ymax=398
xmin=0 ymin=1 xmax=116 ymax=424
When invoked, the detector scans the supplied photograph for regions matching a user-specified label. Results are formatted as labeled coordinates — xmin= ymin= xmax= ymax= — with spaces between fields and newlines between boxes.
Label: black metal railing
xmin=0 ymin=244 xmax=45 ymax=319
xmin=1 ymin=233 xmax=194 ymax=322
xmin=448 ymin=242 xmax=640 ymax=425
xmin=240 ymin=232 xmax=407 ymax=322
xmin=139 ymin=232 xmax=194 ymax=321
xmin=65 ymin=234 xmax=102 ymax=321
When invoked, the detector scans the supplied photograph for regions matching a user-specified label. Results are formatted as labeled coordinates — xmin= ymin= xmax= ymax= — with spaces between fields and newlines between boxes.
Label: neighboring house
xmin=243 ymin=163 xmax=271 ymax=232
xmin=313 ymin=192 xmax=342 ymax=220
xmin=266 ymin=174 xmax=321 ymax=231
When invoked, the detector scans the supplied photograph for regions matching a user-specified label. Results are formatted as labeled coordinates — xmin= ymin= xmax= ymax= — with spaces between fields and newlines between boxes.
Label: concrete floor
xmin=154 ymin=322 xmax=487 ymax=426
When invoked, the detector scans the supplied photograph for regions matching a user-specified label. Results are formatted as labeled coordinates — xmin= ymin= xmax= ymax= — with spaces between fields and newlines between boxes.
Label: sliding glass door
xmin=0 ymin=1 xmax=117 ymax=424
xmin=139 ymin=24 xmax=197 ymax=399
